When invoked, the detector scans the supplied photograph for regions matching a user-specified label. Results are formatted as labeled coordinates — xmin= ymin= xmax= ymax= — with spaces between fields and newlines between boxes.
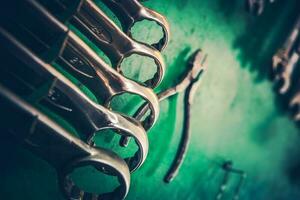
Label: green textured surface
xmin=1 ymin=0 xmax=300 ymax=199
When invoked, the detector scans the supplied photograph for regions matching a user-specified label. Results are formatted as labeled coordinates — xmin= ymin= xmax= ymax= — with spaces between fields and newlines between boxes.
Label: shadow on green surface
xmin=217 ymin=0 xmax=243 ymax=18
xmin=0 ymin=136 xmax=64 ymax=200
xmin=232 ymin=0 xmax=300 ymax=118
xmin=233 ymin=0 xmax=299 ymax=83
xmin=228 ymin=0 xmax=300 ymax=192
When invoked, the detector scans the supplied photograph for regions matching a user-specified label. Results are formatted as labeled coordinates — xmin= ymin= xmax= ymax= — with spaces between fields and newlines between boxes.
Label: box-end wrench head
xmin=0 ymin=84 xmax=131 ymax=200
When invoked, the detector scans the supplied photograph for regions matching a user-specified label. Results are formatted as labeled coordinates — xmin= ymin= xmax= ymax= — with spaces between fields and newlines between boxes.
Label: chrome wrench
xmin=0 ymin=28 xmax=148 ymax=172
xmin=97 ymin=0 xmax=170 ymax=51
xmin=273 ymin=16 xmax=300 ymax=94
xmin=0 ymin=84 xmax=131 ymax=200
xmin=0 ymin=0 xmax=160 ymax=129
xmin=37 ymin=0 xmax=166 ymax=88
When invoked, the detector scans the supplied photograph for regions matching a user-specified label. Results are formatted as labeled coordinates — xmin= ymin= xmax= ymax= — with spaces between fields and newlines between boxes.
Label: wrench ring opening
xmin=104 ymin=91 xmax=158 ymax=130
xmin=116 ymin=48 xmax=165 ymax=89
xmin=105 ymin=0 xmax=170 ymax=51
xmin=60 ymin=152 xmax=130 ymax=200
xmin=126 ymin=12 xmax=170 ymax=51
xmin=128 ymin=19 xmax=167 ymax=51
xmin=86 ymin=124 xmax=149 ymax=172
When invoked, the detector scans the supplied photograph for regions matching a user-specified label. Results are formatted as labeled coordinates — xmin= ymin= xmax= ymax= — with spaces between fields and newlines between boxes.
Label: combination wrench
xmin=0 ymin=0 xmax=160 ymax=129
xmin=37 ymin=0 xmax=166 ymax=88
xmin=100 ymin=0 xmax=170 ymax=51
xmin=0 ymin=84 xmax=131 ymax=200
xmin=0 ymin=28 xmax=148 ymax=172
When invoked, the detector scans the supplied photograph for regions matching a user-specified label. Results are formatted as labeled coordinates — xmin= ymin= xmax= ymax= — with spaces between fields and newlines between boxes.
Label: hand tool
xmin=0 ymin=0 xmax=160 ymax=129
xmin=120 ymin=49 xmax=207 ymax=182
xmin=100 ymin=0 xmax=170 ymax=51
xmin=272 ymin=16 xmax=300 ymax=94
xmin=37 ymin=0 xmax=166 ymax=88
xmin=0 ymin=28 xmax=148 ymax=172
xmin=0 ymin=84 xmax=131 ymax=200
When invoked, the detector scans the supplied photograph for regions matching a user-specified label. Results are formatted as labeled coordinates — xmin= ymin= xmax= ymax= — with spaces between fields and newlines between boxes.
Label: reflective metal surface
xmin=101 ymin=0 xmax=170 ymax=51
xmin=0 ymin=0 xmax=160 ymax=129
xmin=0 ymin=28 xmax=149 ymax=172
xmin=0 ymin=0 xmax=172 ymax=199
xmin=0 ymin=84 xmax=131 ymax=200
xmin=37 ymin=0 xmax=167 ymax=88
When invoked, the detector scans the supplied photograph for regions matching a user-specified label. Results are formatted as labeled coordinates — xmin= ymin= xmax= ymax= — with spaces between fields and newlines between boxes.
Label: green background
xmin=1 ymin=0 xmax=300 ymax=199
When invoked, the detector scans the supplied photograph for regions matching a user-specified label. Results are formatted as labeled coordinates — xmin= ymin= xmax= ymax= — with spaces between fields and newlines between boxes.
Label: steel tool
xmin=120 ymin=49 xmax=207 ymax=182
xmin=163 ymin=50 xmax=207 ymax=183
xmin=100 ymin=0 xmax=170 ymax=51
xmin=273 ymin=16 xmax=300 ymax=94
xmin=288 ymin=62 xmax=300 ymax=122
xmin=215 ymin=161 xmax=247 ymax=200
xmin=0 ymin=0 xmax=160 ymax=129
xmin=0 ymin=28 xmax=148 ymax=172
xmin=37 ymin=0 xmax=166 ymax=88
xmin=0 ymin=84 xmax=131 ymax=200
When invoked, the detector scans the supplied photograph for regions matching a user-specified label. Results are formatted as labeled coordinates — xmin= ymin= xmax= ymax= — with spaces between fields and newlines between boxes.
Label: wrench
xmin=0 ymin=0 xmax=160 ymax=129
xmin=0 ymin=84 xmax=130 ymax=200
xmin=275 ymin=47 xmax=300 ymax=94
xmin=97 ymin=0 xmax=170 ymax=51
xmin=0 ymin=28 xmax=148 ymax=172
xmin=37 ymin=0 xmax=166 ymax=88
xmin=121 ymin=49 xmax=207 ymax=182
xmin=163 ymin=50 xmax=207 ymax=183
xmin=127 ymin=50 xmax=207 ymax=130
xmin=288 ymin=52 xmax=300 ymax=122
xmin=273 ymin=16 xmax=300 ymax=94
